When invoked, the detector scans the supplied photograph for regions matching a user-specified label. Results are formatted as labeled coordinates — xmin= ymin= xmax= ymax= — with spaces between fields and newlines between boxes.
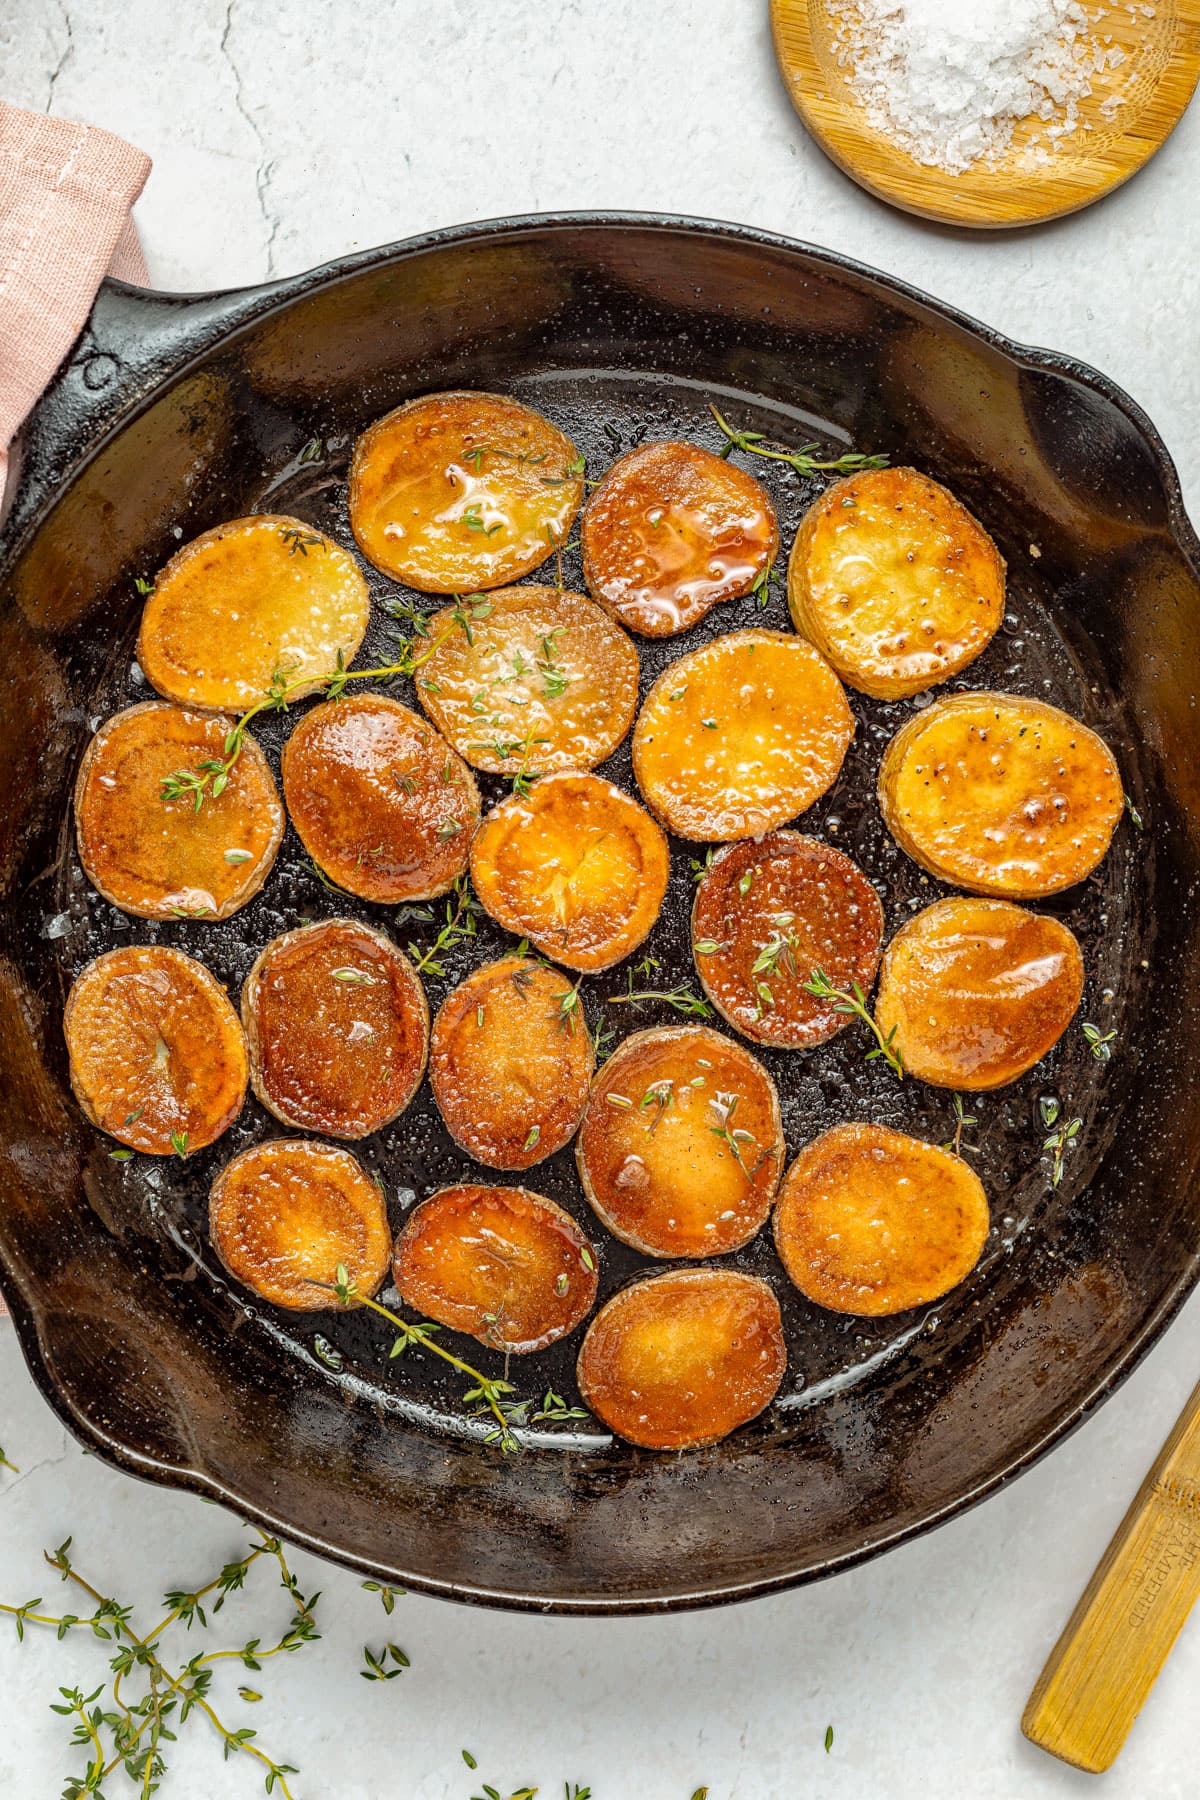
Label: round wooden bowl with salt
xmin=771 ymin=0 xmax=1200 ymax=227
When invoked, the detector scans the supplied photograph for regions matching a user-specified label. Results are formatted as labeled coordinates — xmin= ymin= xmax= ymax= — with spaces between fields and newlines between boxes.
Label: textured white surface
xmin=1 ymin=2 xmax=1199 ymax=1796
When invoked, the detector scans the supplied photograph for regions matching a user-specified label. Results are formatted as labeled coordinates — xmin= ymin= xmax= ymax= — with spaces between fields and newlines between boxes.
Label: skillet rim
xmin=2 ymin=209 xmax=1199 ymax=1614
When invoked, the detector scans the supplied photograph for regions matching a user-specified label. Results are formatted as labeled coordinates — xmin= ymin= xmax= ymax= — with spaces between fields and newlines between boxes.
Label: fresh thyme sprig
xmin=941 ymin=1094 xmax=979 ymax=1158
xmin=0 ymin=1443 xmax=18 ymax=1475
xmin=0 ymin=1529 xmax=319 ymax=1798
xmin=1082 ymin=1021 xmax=1117 ymax=1062
xmin=160 ymin=601 xmax=478 ymax=815
xmin=314 ymin=1264 xmax=526 ymax=1453
xmin=707 ymin=1091 xmax=771 ymax=1180
xmin=1040 ymin=1097 xmax=1082 ymax=1187
xmin=406 ymin=874 xmax=482 ymax=976
xmin=608 ymin=971 xmax=714 ymax=1019
xmin=803 ymin=967 xmax=904 ymax=1078
xmin=710 ymin=405 xmax=889 ymax=479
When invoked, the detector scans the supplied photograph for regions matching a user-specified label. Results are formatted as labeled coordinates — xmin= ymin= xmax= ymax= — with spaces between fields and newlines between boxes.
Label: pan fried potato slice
xmin=417 ymin=585 xmax=639 ymax=775
xmin=632 ymin=630 xmax=854 ymax=840
xmin=138 ymin=514 xmax=369 ymax=713
xmin=874 ymin=897 xmax=1083 ymax=1090
xmin=75 ymin=701 xmax=283 ymax=920
xmin=281 ymin=694 xmax=479 ymax=902
xmin=774 ymin=1123 xmax=990 ymax=1317
xmin=788 ymin=467 xmax=1005 ymax=699
xmin=576 ymin=1269 xmax=786 ymax=1450
xmin=581 ymin=440 xmax=778 ymax=637
xmin=470 ymin=772 xmax=669 ymax=971
xmin=243 ymin=919 xmax=429 ymax=1138
xmin=576 ymin=1025 xmax=783 ymax=1257
xmin=692 ymin=832 xmax=883 ymax=1048
xmin=393 ymin=1183 xmax=598 ymax=1353
xmin=430 ymin=955 xmax=592 ymax=1169
xmin=878 ymin=691 xmax=1123 ymax=897
xmin=65 ymin=946 xmax=246 ymax=1154
xmin=348 ymin=390 xmax=584 ymax=591
xmin=210 ymin=1138 xmax=391 ymax=1312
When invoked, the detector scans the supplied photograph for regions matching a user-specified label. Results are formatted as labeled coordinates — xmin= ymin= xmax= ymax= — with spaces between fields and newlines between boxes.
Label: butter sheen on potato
xmin=788 ymin=467 xmax=1005 ymax=699
xmin=877 ymin=691 xmax=1123 ymax=897
xmin=874 ymin=897 xmax=1084 ymax=1090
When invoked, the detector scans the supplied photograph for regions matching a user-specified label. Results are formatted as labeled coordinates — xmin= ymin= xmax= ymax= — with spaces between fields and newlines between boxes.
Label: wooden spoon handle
xmin=1023 ymin=1377 xmax=1200 ymax=1772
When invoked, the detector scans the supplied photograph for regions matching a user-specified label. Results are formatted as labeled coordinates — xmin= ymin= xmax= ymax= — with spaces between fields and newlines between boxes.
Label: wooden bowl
xmin=771 ymin=0 xmax=1200 ymax=227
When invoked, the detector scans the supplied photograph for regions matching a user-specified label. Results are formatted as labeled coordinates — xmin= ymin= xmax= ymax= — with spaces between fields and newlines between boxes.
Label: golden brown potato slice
xmin=138 ymin=514 xmax=370 ymax=713
xmin=580 ymin=440 xmax=779 ymax=637
xmin=788 ymin=467 xmax=1005 ymax=699
xmin=576 ymin=1025 xmax=782 ymax=1257
xmin=243 ymin=919 xmax=429 ymax=1138
xmin=877 ymin=691 xmax=1123 ymax=898
xmin=874 ymin=897 xmax=1083 ymax=1090
xmin=576 ymin=1269 xmax=786 ymax=1450
xmin=692 ymin=832 xmax=884 ymax=1048
xmin=348 ymin=390 xmax=584 ymax=591
xmin=210 ymin=1139 xmax=392 ymax=1312
xmin=281 ymin=694 xmax=480 ymax=901
xmin=65 ymin=946 xmax=247 ymax=1154
xmin=417 ymin=585 xmax=639 ymax=775
xmin=774 ymin=1123 xmax=990 ymax=1317
xmin=393 ymin=1183 xmax=598 ymax=1353
xmin=430 ymin=955 xmax=593 ymax=1169
xmin=75 ymin=702 xmax=283 ymax=920
xmin=632 ymin=630 xmax=854 ymax=840
xmin=470 ymin=771 xmax=669 ymax=971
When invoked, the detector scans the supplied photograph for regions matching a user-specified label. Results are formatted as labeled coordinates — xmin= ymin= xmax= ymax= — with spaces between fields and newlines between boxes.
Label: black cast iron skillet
xmin=2 ymin=214 xmax=1200 ymax=1616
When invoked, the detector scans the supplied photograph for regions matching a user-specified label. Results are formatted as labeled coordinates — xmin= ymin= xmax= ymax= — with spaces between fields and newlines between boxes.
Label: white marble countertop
xmin=2 ymin=3 xmax=1199 ymax=1796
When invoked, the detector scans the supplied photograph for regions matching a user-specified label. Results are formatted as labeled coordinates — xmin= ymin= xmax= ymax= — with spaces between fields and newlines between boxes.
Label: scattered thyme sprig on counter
xmin=160 ymin=595 xmax=488 ymax=815
xmin=0 ymin=1529 xmax=322 ymax=1798
xmin=803 ymin=968 xmax=904 ymax=1079
xmin=710 ymin=405 xmax=889 ymax=479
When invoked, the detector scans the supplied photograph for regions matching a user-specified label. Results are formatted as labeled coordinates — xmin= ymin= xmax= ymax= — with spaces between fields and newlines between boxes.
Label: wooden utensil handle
xmin=1023 ymin=1378 xmax=1200 ymax=1772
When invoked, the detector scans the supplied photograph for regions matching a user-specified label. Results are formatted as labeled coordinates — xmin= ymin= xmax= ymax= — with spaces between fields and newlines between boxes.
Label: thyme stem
xmin=803 ymin=967 xmax=904 ymax=1079
xmin=710 ymin=405 xmax=889 ymax=478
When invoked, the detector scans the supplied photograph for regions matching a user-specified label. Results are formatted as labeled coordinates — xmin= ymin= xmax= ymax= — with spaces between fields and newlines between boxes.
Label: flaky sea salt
xmin=826 ymin=0 xmax=1133 ymax=172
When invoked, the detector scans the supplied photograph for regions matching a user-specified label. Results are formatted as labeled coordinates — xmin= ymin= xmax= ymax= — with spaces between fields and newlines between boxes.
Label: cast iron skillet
xmin=2 ymin=214 xmax=1200 ymax=1616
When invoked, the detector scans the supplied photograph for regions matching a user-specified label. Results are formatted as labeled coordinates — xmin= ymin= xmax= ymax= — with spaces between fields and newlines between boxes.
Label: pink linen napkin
xmin=0 ymin=100 xmax=151 ymax=501
xmin=0 ymin=103 xmax=149 ymax=1316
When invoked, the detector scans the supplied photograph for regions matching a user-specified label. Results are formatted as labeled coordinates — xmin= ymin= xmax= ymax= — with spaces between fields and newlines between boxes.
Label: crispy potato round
xmin=788 ymin=467 xmax=1005 ymax=699
xmin=416 ymin=585 xmax=639 ymax=775
xmin=348 ymin=390 xmax=584 ymax=591
xmin=138 ymin=514 xmax=370 ymax=712
xmin=74 ymin=702 xmax=283 ymax=920
xmin=692 ymin=832 xmax=884 ymax=1049
xmin=65 ymin=946 xmax=247 ymax=1154
xmin=576 ymin=1025 xmax=783 ymax=1258
xmin=774 ymin=1123 xmax=990 ymax=1317
xmin=242 ymin=919 xmax=429 ymax=1138
xmin=580 ymin=440 xmax=779 ymax=637
xmin=430 ymin=955 xmax=593 ymax=1169
xmin=469 ymin=772 xmax=669 ymax=971
xmin=576 ymin=1269 xmax=786 ymax=1451
xmin=210 ymin=1139 xmax=392 ymax=1312
xmin=393 ymin=1183 xmax=598 ymax=1353
xmin=877 ymin=692 xmax=1124 ymax=898
xmin=281 ymin=694 xmax=479 ymax=902
xmin=632 ymin=630 xmax=854 ymax=841
xmin=874 ymin=897 xmax=1084 ymax=1090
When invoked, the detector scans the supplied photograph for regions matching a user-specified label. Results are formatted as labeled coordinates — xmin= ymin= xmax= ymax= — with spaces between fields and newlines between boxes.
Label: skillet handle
xmin=1022 ymin=1376 xmax=1200 ymax=1770
xmin=1 ymin=273 xmax=290 ymax=546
